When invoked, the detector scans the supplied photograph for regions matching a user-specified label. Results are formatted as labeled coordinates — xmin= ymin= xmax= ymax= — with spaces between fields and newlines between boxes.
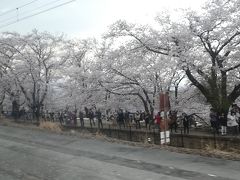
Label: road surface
xmin=0 ymin=125 xmax=239 ymax=180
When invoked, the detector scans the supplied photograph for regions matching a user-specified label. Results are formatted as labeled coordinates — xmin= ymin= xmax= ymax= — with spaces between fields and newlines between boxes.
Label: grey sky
xmin=0 ymin=0 xmax=206 ymax=38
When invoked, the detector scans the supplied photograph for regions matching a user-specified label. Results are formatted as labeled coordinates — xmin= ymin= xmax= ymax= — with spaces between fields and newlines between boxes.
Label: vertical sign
xmin=159 ymin=92 xmax=170 ymax=144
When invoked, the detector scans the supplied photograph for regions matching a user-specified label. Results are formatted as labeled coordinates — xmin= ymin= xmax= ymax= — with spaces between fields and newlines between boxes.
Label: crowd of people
xmin=107 ymin=110 xmax=150 ymax=129
xmin=9 ymin=104 xmax=240 ymax=136
xmin=54 ymin=108 xmax=103 ymax=129
xmin=38 ymin=108 xmax=160 ymax=130
xmin=154 ymin=110 xmax=195 ymax=134
xmin=10 ymin=106 xmax=195 ymax=133
xmin=209 ymin=104 xmax=240 ymax=135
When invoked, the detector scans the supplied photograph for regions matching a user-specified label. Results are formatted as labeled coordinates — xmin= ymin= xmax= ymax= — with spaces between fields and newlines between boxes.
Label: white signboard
xmin=160 ymin=130 xmax=170 ymax=144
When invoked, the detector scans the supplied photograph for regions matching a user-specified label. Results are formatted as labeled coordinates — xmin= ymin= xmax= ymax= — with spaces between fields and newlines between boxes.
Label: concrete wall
xmin=64 ymin=126 xmax=161 ymax=145
xmin=63 ymin=126 xmax=240 ymax=152
xmin=170 ymin=133 xmax=240 ymax=152
xmin=86 ymin=127 xmax=161 ymax=145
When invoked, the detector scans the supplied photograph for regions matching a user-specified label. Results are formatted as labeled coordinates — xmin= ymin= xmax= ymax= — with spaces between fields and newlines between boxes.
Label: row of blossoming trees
xmin=0 ymin=0 xmax=240 ymax=122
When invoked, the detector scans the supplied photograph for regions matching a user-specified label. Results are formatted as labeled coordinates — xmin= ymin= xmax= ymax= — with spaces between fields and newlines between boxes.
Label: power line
xmin=0 ymin=0 xmax=66 ymax=25
xmin=0 ymin=0 xmax=77 ymax=30
xmin=0 ymin=0 xmax=40 ymax=17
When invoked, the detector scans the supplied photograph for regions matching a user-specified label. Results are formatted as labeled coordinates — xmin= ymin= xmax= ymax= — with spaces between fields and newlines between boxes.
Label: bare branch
xmin=216 ymin=31 xmax=240 ymax=54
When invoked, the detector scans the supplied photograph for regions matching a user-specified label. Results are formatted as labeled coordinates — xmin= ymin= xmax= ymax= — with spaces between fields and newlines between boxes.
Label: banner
xmin=159 ymin=92 xmax=170 ymax=112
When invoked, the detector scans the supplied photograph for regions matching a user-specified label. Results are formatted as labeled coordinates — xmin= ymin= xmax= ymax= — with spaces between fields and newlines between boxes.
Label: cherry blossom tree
xmin=55 ymin=38 xmax=107 ymax=112
xmin=96 ymin=35 xmax=182 ymax=117
xmin=176 ymin=0 xmax=240 ymax=117
xmin=0 ymin=30 xmax=66 ymax=122
xmin=105 ymin=0 xmax=240 ymax=119
xmin=105 ymin=21 xmax=184 ymax=114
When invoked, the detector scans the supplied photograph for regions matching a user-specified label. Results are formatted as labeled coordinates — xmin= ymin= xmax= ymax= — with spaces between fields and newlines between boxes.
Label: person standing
xmin=169 ymin=110 xmax=178 ymax=133
xmin=58 ymin=112 xmax=64 ymax=125
xmin=89 ymin=109 xmax=95 ymax=127
xmin=182 ymin=113 xmax=190 ymax=134
xmin=218 ymin=112 xmax=227 ymax=135
xmin=227 ymin=111 xmax=238 ymax=135
xmin=135 ymin=111 xmax=141 ymax=129
xmin=73 ymin=110 xmax=77 ymax=126
xmin=144 ymin=112 xmax=150 ymax=129
xmin=154 ymin=112 xmax=161 ymax=130
xmin=79 ymin=110 xmax=84 ymax=128
xmin=209 ymin=108 xmax=219 ymax=134
xmin=96 ymin=109 xmax=103 ymax=129
xmin=234 ymin=106 xmax=240 ymax=133
xmin=117 ymin=109 xmax=125 ymax=129
xmin=124 ymin=110 xmax=130 ymax=127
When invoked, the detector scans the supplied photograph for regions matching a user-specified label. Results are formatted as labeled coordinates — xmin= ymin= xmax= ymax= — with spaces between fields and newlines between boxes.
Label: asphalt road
xmin=0 ymin=125 xmax=239 ymax=180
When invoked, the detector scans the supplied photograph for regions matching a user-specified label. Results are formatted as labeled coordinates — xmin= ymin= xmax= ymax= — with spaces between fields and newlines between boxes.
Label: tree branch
xmin=185 ymin=68 xmax=209 ymax=98
xmin=216 ymin=31 xmax=240 ymax=54
xmin=224 ymin=63 xmax=240 ymax=72
xmin=228 ymin=83 xmax=240 ymax=103
xmin=127 ymin=32 xmax=170 ymax=55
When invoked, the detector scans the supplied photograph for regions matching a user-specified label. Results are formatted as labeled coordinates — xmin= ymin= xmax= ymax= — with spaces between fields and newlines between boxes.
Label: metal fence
xmin=3 ymin=110 xmax=237 ymax=148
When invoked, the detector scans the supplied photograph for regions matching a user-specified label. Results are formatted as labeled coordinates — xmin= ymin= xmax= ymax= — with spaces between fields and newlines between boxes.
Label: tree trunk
xmin=175 ymin=85 xmax=178 ymax=105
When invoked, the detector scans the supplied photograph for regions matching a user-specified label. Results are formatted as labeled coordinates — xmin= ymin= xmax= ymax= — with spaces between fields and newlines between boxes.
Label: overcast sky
xmin=0 ymin=0 xmax=206 ymax=38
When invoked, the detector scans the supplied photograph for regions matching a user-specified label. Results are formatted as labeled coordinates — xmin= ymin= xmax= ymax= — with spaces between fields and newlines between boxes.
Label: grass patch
xmin=203 ymin=143 xmax=240 ymax=159
xmin=39 ymin=121 xmax=62 ymax=133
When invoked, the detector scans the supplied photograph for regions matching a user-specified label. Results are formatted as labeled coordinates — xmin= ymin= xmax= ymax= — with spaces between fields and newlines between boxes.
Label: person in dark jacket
xmin=117 ymin=109 xmax=125 ymax=129
xmin=144 ymin=112 xmax=150 ymax=129
xmin=79 ymin=110 xmax=84 ymax=128
xmin=124 ymin=110 xmax=130 ymax=127
xmin=210 ymin=108 xmax=219 ymax=134
xmin=96 ymin=109 xmax=103 ymax=129
xmin=58 ymin=112 xmax=64 ymax=125
xmin=89 ymin=109 xmax=95 ymax=127
xmin=169 ymin=110 xmax=178 ymax=133
xmin=218 ymin=112 xmax=227 ymax=135
xmin=182 ymin=113 xmax=190 ymax=134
